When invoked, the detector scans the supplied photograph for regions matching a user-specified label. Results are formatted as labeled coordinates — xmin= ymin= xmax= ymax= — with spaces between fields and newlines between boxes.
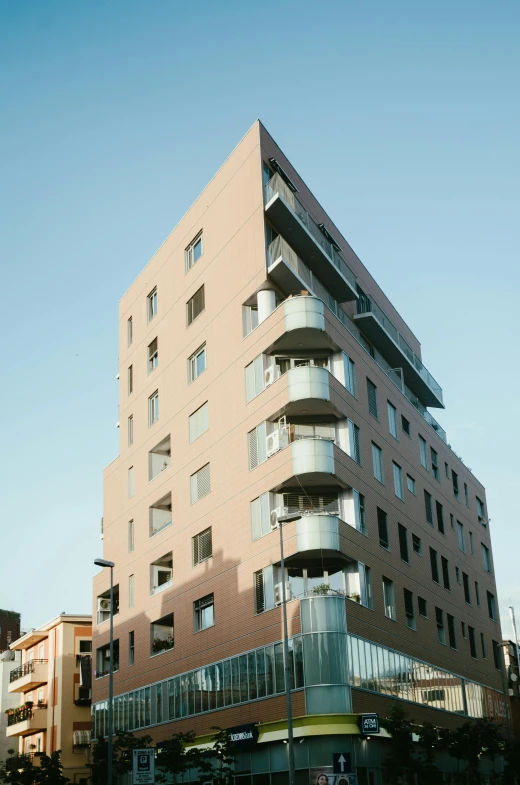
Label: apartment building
xmin=7 ymin=615 xmax=92 ymax=782
xmin=0 ymin=610 xmax=21 ymax=652
xmin=91 ymin=121 xmax=506 ymax=783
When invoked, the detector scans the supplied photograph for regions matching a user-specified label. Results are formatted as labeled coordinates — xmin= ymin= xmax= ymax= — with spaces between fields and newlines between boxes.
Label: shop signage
xmin=227 ymin=723 xmax=259 ymax=748
xmin=132 ymin=749 xmax=154 ymax=785
xmin=360 ymin=713 xmax=380 ymax=734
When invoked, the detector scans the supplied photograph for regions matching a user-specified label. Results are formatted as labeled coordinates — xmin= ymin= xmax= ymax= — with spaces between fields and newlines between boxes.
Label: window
xmin=482 ymin=543 xmax=492 ymax=573
xmin=398 ymin=524 xmax=409 ymax=563
xmin=128 ymin=520 xmax=134 ymax=553
xmin=487 ymin=591 xmax=497 ymax=621
xmin=248 ymin=422 xmax=267 ymax=470
xmin=452 ymin=470 xmax=459 ymax=500
xmin=96 ymin=640 xmax=120 ymax=677
xmin=392 ymin=463 xmax=404 ymax=500
xmin=441 ymin=557 xmax=451 ymax=591
xmin=404 ymin=589 xmax=415 ymax=630
xmin=424 ymin=490 xmax=433 ymax=525
xmin=254 ymin=569 xmax=267 ymax=613
xmin=418 ymin=597 xmax=427 ymax=617
xmin=457 ymin=521 xmax=466 ymax=552
xmin=128 ymin=466 xmax=134 ymax=498
xmin=190 ymin=463 xmax=211 ymax=503
xmin=429 ymin=548 xmax=439 ymax=583
xmin=382 ymin=578 xmax=396 ymax=620
xmin=128 ymin=574 xmax=135 ymax=608
xmin=430 ymin=448 xmax=439 ymax=481
xmin=347 ymin=419 xmax=361 ymax=463
xmin=388 ymin=402 xmax=398 ymax=439
xmin=469 ymin=531 xmax=474 ymax=556
xmin=147 ymin=287 xmax=157 ymax=321
xmin=480 ymin=633 xmax=487 ymax=659
xmin=187 ymin=285 xmax=205 ymax=325
xmin=193 ymin=527 xmax=212 ymax=565
xmin=250 ymin=493 xmax=272 ymax=540
xmin=194 ymin=594 xmax=214 ymax=631
xmin=128 ymin=631 xmax=135 ymax=666
xmin=128 ymin=365 xmax=133 ymax=394
xmin=436 ymin=501 xmax=445 ymax=534
xmin=445 ymin=461 xmax=450 ymax=478
xmin=435 ymin=607 xmax=446 ymax=644
xmin=406 ymin=475 xmax=416 ymax=494
xmin=96 ymin=585 xmax=119 ymax=625
xmin=150 ymin=553 xmax=173 ymax=595
xmin=469 ymin=626 xmax=477 ymax=659
xmin=148 ymin=391 xmax=159 ymax=425
xmin=419 ymin=436 xmax=428 ymax=469
xmin=372 ymin=443 xmax=384 ymax=483
xmin=493 ymin=640 xmax=502 ymax=670
xmin=455 ymin=566 xmax=461 ymax=584
xmin=377 ymin=508 xmax=389 ymax=548
xmin=127 ymin=415 xmax=133 ymax=446
xmin=355 ymin=491 xmax=366 ymax=534
xmin=463 ymin=572 xmax=471 ymax=604
xmin=148 ymin=338 xmax=158 ymax=373
xmin=367 ymin=379 xmax=378 ymax=418
xmin=464 ymin=482 xmax=469 ymax=506
xmin=245 ymin=354 xmax=266 ymax=402
xmin=149 ymin=492 xmax=172 ymax=536
xmin=127 ymin=316 xmax=133 ymax=346
xmin=243 ymin=303 xmax=259 ymax=336
xmin=185 ymin=232 xmax=203 ymax=272
xmin=450 ymin=513 xmax=455 ymax=530
xmin=412 ymin=534 xmax=422 ymax=555
xmin=461 ymin=621 xmax=467 ymax=638
xmin=447 ymin=615 xmax=457 ymax=649
xmin=344 ymin=354 xmax=356 ymax=395
xmin=401 ymin=416 xmax=410 ymax=437
xmin=188 ymin=343 xmax=206 ymax=383
xmin=475 ymin=581 xmax=480 ymax=606
xmin=150 ymin=612 xmax=174 ymax=656
xmin=189 ymin=402 xmax=209 ymax=443
xmin=148 ymin=435 xmax=171 ymax=480
xmin=79 ymin=640 xmax=91 ymax=654
xmin=477 ymin=496 xmax=486 ymax=521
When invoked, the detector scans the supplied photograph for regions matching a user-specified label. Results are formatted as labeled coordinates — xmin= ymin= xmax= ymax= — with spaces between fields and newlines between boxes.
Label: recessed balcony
xmin=8 ymin=660 xmax=48 ymax=693
xmin=264 ymin=173 xmax=358 ymax=303
xmin=354 ymin=295 xmax=444 ymax=408
xmin=6 ymin=707 xmax=48 ymax=737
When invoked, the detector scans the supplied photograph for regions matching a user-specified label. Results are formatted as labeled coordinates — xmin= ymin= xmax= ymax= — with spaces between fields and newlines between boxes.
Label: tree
xmin=35 ymin=753 xmax=70 ymax=785
xmin=0 ymin=751 xmax=69 ymax=785
xmin=155 ymin=731 xmax=199 ymax=783
xmin=380 ymin=705 xmax=417 ymax=784
xmin=199 ymin=727 xmax=237 ymax=785
xmin=88 ymin=731 xmax=153 ymax=785
xmin=440 ymin=718 xmax=506 ymax=785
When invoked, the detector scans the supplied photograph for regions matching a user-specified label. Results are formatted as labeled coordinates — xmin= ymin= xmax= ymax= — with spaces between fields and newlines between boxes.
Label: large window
xmin=149 ymin=492 xmax=172 ymax=536
xmin=96 ymin=640 xmax=119 ymax=678
xmin=188 ymin=344 xmax=206 ymax=383
xmin=247 ymin=422 xmax=267 ymax=470
xmin=150 ymin=553 xmax=173 ymax=596
xmin=150 ymin=613 xmax=174 ymax=656
xmin=190 ymin=463 xmax=211 ymax=503
xmin=347 ymin=419 xmax=361 ymax=463
xmin=194 ymin=594 xmax=214 ymax=632
xmin=148 ymin=434 xmax=171 ymax=480
xmin=185 ymin=232 xmax=203 ymax=272
xmin=187 ymin=285 xmax=205 ymax=325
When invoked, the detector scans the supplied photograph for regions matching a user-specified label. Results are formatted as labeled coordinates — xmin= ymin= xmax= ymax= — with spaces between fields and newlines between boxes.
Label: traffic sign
xmin=132 ymin=749 xmax=155 ymax=785
xmin=332 ymin=753 xmax=352 ymax=774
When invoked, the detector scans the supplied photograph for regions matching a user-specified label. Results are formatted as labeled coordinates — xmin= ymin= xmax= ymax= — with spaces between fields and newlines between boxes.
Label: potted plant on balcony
xmin=152 ymin=635 xmax=174 ymax=654
xmin=24 ymin=701 xmax=34 ymax=708
xmin=311 ymin=583 xmax=331 ymax=595
xmin=348 ymin=593 xmax=361 ymax=603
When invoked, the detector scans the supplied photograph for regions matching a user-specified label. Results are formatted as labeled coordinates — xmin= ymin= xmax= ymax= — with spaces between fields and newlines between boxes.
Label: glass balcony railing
xmin=357 ymin=293 xmax=443 ymax=405
xmin=267 ymin=236 xmax=449 ymax=446
xmin=265 ymin=173 xmax=357 ymax=291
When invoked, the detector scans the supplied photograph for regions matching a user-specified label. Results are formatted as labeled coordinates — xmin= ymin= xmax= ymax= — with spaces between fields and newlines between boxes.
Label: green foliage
xmin=156 ymin=726 xmax=236 ymax=785
xmin=88 ymin=731 xmax=153 ymax=785
xmin=380 ymin=704 xmax=419 ymax=784
xmin=439 ymin=717 xmax=507 ymax=785
xmin=0 ymin=751 xmax=69 ymax=785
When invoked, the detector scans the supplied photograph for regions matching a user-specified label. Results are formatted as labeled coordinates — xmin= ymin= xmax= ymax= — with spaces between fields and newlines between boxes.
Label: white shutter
xmin=331 ymin=352 xmax=345 ymax=385
xmin=245 ymin=362 xmax=256 ymax=403
xmin=250 ymin=497 xmax=262 ymax=540
xmin=248 ymin=428 xmax=259 ymax=470
xmin=343 ymin=353 xmax=355 ymax=395
xmin=189 ymin=402 xmax=209 ymax=443
xmin=257 ymin=422 xmax=267 ymax=464
xmin=393 ymin=463 xmax=403 ymax=499
xmin=128 ymin=575 xmax=134 ymax=608
xmin=353 ymin=490 xmax=361 ymax=532
xmin=128 ymin=466 xmax=134 ymax=498
xmin=191 ymin=464 xmax=211 ymax=503
xmin=388 ymin=403 xmax=398 ymax=438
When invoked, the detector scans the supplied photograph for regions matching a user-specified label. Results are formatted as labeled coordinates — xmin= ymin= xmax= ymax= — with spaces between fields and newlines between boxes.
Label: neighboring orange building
xmin=7 ymin=615 xmax=92 ymax=783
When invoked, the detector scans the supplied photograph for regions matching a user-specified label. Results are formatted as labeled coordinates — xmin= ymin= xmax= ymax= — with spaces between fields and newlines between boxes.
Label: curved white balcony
xmin=296 ymin=514 xmax=340 ymax=553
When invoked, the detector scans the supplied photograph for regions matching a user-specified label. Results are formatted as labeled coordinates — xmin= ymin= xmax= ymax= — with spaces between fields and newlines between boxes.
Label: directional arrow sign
xmin=332 ymin=753 xmax=352 ymax=774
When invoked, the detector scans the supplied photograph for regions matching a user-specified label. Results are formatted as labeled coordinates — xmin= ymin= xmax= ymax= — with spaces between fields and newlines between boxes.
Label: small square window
xmin=194 ymin=593 xmax=214 ymax=631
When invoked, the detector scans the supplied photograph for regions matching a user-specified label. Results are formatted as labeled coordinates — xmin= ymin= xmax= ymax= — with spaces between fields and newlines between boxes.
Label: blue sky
xmin=1 ymin=0 xmax=518 ymax=637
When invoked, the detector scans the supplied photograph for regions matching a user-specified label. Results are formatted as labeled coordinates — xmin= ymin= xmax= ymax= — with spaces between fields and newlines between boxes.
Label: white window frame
xmin=387 ymin=402 xmax=398 ymax=439
xmin=383 ymin=578 xmax=396 ymax=620
xmin=127 ymin=415 xmax=133 ymax=446
xmin=189 ymin=402 xmax=209 ymax=443
xmin=372 ymin=443 xmax=384 ymax=484
xmin=406 ymin=474 xmax=416 ymax=494
xmin=194 ymin=593 xmax=214 ymax=632
xmin=148 ymin=391 xmax=159 ymax=426
xmin=148 ymin=338 xmax=158 ymax=373
xmin=392 ymin=462 xmax=403 ymax=500
xmin=419 ymin=436 xmax=428 ymax=468
xmin=147 ymin=287 xmax=157 ymax=322
xmin=188 ymin=344 xmax=206 ymax=383
xmin=127 ymin=316 xmax=133 ymax=346
xmin=185 ymin=232 xmax=203 ymax=272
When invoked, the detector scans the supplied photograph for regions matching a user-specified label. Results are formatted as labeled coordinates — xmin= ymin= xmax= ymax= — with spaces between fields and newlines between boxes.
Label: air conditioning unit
xmin=266 ymin=428 xmax=289 ymax=458
xmin=270 ymin=508 xmax=285 ymax=529
xmin=264 ymin=364 xmax=280 ymax=387
xmin=274 ymin=582 xmax=292 ymax=606
xmin=97 ymin=598 xmax=111 ymax=613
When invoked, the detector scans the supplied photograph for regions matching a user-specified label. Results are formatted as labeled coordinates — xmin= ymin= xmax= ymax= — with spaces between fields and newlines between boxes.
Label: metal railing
xmin=7 ymin=705 xmax=47 ymax=726
xmin=357 ymin=292 xmax=444 ymax=404
xmin=9 ymin=659 xmax=47 ymax=683
xmin=265 ymin=173 xmax=357 ymax=290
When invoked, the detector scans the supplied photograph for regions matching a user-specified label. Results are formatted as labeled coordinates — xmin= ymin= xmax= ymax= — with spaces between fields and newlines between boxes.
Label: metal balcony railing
xmin=265 ymin=173 xmax=357 ymax=290
xmin=7 ymin=705 xmax=47 ymax=726
xmin=9 ymin=659 xmax=47 ymax=683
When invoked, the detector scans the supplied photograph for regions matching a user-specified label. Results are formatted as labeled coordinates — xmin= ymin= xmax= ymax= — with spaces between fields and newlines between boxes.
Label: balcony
xmin=8 ymin=660 xmax=48 ymax=693
xmin=354 ymin=294 xmax=444 ymax=408
xmin=6 ymin=706 xmax=48 ymax=737
xmin=264 ymin=297 xmax=337 ymax=355
xmin=270 ymin=438 xmax=349 ymax=492
xmin=264 ymin=173 xmax=358 ymax=303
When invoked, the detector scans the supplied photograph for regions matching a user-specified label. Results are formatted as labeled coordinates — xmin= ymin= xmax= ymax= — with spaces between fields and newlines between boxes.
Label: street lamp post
xmin=95 ymin=558 xmax=115 ymax=785
xmin=274 ymin=512 xmax=302 ymax=785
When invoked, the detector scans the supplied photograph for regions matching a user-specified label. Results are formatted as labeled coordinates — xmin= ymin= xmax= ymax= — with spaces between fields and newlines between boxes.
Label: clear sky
xmin=1 ymin=0 xmax=518 ymax=637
